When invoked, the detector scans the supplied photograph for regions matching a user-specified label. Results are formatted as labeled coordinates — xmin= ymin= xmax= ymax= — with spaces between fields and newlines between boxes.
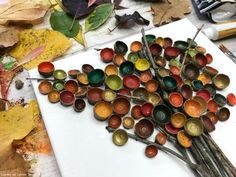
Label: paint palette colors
xmin=29 ymin=19 xmax=236 ymax=177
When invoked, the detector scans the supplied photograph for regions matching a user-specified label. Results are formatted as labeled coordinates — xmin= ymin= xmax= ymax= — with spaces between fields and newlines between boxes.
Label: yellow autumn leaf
xmin=0 ymin=100 xmax=40 ymax=158
xmin=74 ymin=27 xmax=87 ymax=47
xmin=9 ymin=29 xmax=72 ymax=70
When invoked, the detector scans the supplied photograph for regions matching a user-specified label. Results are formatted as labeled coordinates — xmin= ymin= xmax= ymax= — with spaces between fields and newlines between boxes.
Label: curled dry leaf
xmin=0 ymin=0 xmax=49 ymax=25
xmin=151 ymin=0 xmax=191 ymax=26
xmin=0 ymin=25 xmax=20 ymax=47
xmin=110 ymin=11 xmax=149 ymax=32
xmin=9 ymin=29 xmax=72 ymax=70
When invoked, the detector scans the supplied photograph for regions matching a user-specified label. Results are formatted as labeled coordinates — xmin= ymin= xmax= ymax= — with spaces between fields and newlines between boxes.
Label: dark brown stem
xmin=94 ymin=48 xmax=102 ymax=51
xmin=155 ymin=124 xmax=201 ymax=177
xmin=180 ymin=24 xmax=204 ymax=72
xmin=198 ymin=136 xmax=229 ymax=177
xmin=106 ymin=127 xmax=209 ymax=176
xmin=190 ymin=144 xmax=215 ymax=177
xmin=108 ymin=23 xmax=120 ymax=33
xmin=26 ymin=78 xmax=56 ymax=82
xmin=203 ymin=133 xmax=236 ymax=177
xmin=5 ymin=66 xmax=23 ymax=95
xmin=192 ymin=138 xmax=221 ymax=177
xmin=141 ymin=28 xmax=208 ymax=177
xmin=141 ymin=28 xmax=158 ymax=70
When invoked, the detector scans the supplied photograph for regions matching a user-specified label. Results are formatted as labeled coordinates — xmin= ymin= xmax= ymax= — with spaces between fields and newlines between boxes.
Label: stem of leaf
xmin=108 ymin=23 xmax=120 ymax=32
xmin=69 ymin=7 xmax=80 ymax=31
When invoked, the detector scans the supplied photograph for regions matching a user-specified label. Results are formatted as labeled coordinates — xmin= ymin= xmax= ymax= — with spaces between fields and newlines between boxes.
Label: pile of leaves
xmin=0 ymin=0 xmax=49 ymax=47
xmin=50 ymin=0 xmax=150 ymax=45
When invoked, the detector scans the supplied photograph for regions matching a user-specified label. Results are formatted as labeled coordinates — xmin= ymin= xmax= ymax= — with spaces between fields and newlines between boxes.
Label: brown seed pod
xmin=123 ymin=117 xmax=135 ymax=129
xmin=145 ymin=144 xmax=158 ymax=158
xmin=155 ymin=132 xmax=167 ymax=145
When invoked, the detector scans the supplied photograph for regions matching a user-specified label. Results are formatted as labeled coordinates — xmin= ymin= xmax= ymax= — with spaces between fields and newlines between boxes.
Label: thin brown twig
xmin=106 ymin=127 xmax=210 ymax=177
xmin=141 ymin=28 xmax=158 ymax=70
xmin=203 ymin=133 xmax=236 ymax=176
xmin=180 ymin=24 xmax=204 ymax=72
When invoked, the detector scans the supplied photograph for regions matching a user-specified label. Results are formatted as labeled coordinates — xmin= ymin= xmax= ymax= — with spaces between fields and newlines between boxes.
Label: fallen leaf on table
xmin=12 ymin=119 xmax=52 ymax=154
xmin=110 ymin=11 xmax=149 ymax=32
xmin=0 ymin=147 xmax=30 ymax=177
xmin=0 ymin=69 xmax=15 ymax=99
xmin=151 ymin=0 xmax=191 ymax=26
xmin=50 ymin=11 xmax=81 ymax=38
xmin=0 ymin=100 xmax=40 ymax=163
xmin=0 ymin=25 xmax=20 ymax=47
xmin=74 ymin=27 xmax=86 ymax=47
xmin=9 ymin=29 xmax=72 ymax=70
xmin=0 ymin=0 xmax=49 ymax=25
xmin=85 ymin=3 xmax=114 ymax=32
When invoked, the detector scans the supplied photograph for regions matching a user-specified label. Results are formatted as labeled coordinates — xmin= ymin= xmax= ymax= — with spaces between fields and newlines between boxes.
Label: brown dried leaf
xmin=0 ymin=147 xmax=30 ymax=176
xmin=0 ymin=70 xmax=15 ymax=99
xmin=0 ymin=100 xmax=40 ymax=158
xmin=151 ymin=0 xmax=191 ymax=26
xmin=12 ymin=119 xmax=52 ymax=154
xmin=0 ymin=0 xmax=49 ymax=25
xmin=0 ymin=25 xmax=20 ymax=47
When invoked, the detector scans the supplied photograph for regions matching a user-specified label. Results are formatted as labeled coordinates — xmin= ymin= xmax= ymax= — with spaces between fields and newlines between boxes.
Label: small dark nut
xmin=15 ymin=80 xmax=24 ymax=90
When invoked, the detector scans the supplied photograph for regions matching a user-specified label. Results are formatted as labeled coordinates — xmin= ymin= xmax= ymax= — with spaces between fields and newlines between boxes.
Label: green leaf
xmin=50 ymin=11 xmax=81 ymax=38
xmin=85 ymin=3 xmax=114 ymax=32
xmin=3 ymin=61 xmax=16 ymax=70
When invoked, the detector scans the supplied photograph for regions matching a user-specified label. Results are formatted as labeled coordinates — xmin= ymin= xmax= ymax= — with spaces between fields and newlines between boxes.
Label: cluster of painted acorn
xmin=37 ymin=34 xmax=236 ymax=158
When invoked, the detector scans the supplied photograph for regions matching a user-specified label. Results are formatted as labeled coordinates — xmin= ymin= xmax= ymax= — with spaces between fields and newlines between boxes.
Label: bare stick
xmin=192 ymin=138 xmax=222 ymax=177
xmin=106 ymin=127 xmax=209 ymax=177
xmin=203 ymin=133 xmax=236 ymax=176
xmin=180 ymin=24 xmax=204 ymax=72
xmin=26 ymin=78 xmax=56 ymax=81
xmin=141 ymin=28 xmax=158 ymax=70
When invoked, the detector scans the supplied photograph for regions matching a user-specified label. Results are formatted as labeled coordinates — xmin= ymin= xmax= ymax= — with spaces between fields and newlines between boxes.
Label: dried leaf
xmin=0 ymin=147 xmax=30 ymax=176
xmin=0 ymin=0 xmax=49 ymax=25
xmin=110 ymin=11 xmax=149 ymax=31
xmin=0 ymin=99 xmax=6 ymax=111
xmin=0 ymin=100 xmax=39 ymax=158
xmin=0 ymin=69 xmax=15 ymax=99
xmin=0 ymin=25 xmax=20 ymax=48
xmin=9 ymin=29 xmax=72 ymax=70
xmin=85 ymin=3 xmax=114 ymax=32
xmin=12 ymin=119 xmax=52 ymax=154
xmin=50 ymin=11 xmax=81 ymax=38
xmin=151 ymin=0 xmax=191 ymax=26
